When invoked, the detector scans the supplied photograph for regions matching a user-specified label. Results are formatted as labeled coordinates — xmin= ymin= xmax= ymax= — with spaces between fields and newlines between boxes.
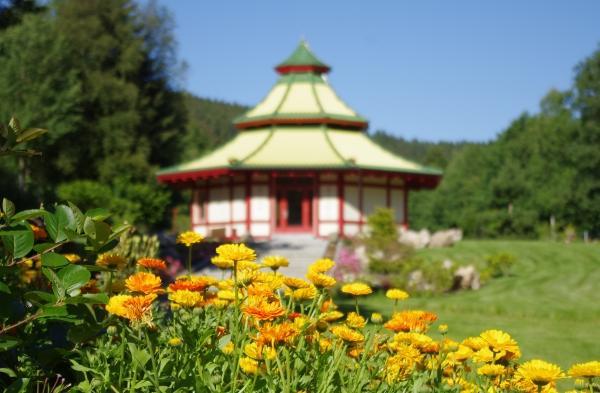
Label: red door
xmin=276 ymin=186 xmax=312 ymax=232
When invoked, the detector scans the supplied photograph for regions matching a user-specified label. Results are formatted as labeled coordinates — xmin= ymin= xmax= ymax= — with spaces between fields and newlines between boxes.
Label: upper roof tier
xmin=234 ymin=42 xmax=368 ymax=130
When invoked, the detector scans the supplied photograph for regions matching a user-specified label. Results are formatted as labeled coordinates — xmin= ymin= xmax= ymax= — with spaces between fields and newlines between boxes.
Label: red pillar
xmin=337 ymin=173 xmax=344 ymax=237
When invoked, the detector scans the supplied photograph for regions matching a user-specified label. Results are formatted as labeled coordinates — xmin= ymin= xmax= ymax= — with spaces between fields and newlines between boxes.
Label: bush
xmin=484 ymin=252 xmax=516 ymax=278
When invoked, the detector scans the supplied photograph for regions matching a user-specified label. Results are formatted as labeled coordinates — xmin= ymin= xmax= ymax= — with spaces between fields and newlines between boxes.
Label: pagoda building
xmin=157 ymin=42 xmax=441 ymax=239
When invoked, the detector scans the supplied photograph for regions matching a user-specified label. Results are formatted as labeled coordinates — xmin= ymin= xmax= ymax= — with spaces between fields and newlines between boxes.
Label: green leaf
xmin=85 ymin=208 xmax=111 ymax=221
xmin=24 ymin=290 xmax=56 ymax=305
xmin=2 ymin=198 xmax=15 ymax=219
xmin=5 ymin=378 xmax=30 ymax=393
xmin=0 ymin=336 xmax=21 ymax=351
xmin=68 ymin=202 xmax=85 ymax=232
xmin=65 ymin=293 xmax=108 ymax=304
xmin=42 ymin=267 xmax=65 ymax=300
xmin=41 ymin=252 xmax=69 ymax=268
xmin=40 ymin=304 xmax=68 ymax=317
xmin=44 ymin=212 xmax=58 ymax=241
xmin=0 ymin=367 xmax=16 ymax=377
xmin=83 ymin=216 xmax=96 ymax=239
xmin=70 ymin=360 xmax=97 ymax=373
xmin=54 ymin=205 xmax=75 ymax=241
xmin=67 ymin=324 xmax=102 ymax=344
xmin=1 ymin=223 xmax=34 ymax=258
xmin=16 ymin=128 xmax=46 ymax=143
xmin=81 ymin=264 xmax=111 ymax=272
xmin=96 ymin=238 xmax=118 ymax=254
xmin=11 ymin=209 xmax=46 ymax=222
xmin=0 ymin=281 xmax=10 ymax=294
xmin=58 ymin=264 xmax=90 ymax=297
xmin=128 ymin=343 xmax=151 ymax=368
xmin=33 ymin=242 xmax=55 ymax=253
xmin=8 ymin=117 xmax=21 ymax=134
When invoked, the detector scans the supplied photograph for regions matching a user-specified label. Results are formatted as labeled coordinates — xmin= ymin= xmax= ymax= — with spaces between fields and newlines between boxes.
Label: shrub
xmin=484 ymin=252 xmax=516 ymax=278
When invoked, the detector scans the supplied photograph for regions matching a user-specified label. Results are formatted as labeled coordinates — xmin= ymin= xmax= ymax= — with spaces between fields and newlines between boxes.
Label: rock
xmin=398 ymin=228 xmax=430 ymax=249
xmin=452 ymin=265 xmax=480 ymax=291
xmin=442 ymin=259 xmax=453 ymax=270
xmin=429 ymin=229 xmax=463 ymax=248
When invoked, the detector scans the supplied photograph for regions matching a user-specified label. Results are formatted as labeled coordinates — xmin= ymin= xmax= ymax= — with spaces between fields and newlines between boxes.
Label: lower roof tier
xmin=157 ymin=126 xmax=442 ymax=186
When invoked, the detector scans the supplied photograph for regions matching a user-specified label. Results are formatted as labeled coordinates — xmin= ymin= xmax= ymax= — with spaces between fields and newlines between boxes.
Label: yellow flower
xmin=242 ymin=296 xmax=285 ymax=321
xmin=211 ymin=255 xmax=234 ymax=269
xmin=168 ymin=290 xmax=203 ymax=308
xmin=244 ymin=342 xmax=276 ymax=361
xmin=319 ymin=337 xmax=333 ymax=352
xmin=239 ymin=357 xmax=259 ymax=375
xmin=568 ymin=361 xmax=600 ymax=378
xmin=346 ymin=312 xmax=366 ymax=329
xmin=371 ymin=312 xmax=383 ymax=323
xmin=125 ymin=272 xmax=163 ymax=294
xmin=384 ymin=310 xmax=438 ymax=333
xmin=262 ymin=255 xmax=289 ymax=270
xmin=221 ymin=341 xmax=234 ymax=354
xmin=283 ymin=276 xmax=311 ymax=289
xmin=217 ymin=289 xmax=235 ymax=301
xmin=386 ymin=288 xmax=409 ymax=300
xmin=168 ymin=276 xmax=217 ymax=292
xmin=137 ymin=257 xmax=167 ymax=271
xmin=478 ymin=364 xmax=506 ymax=377
xmin=105 ymin=295 xmax=131 ymax=319
xmin=330 ymin=325 xmax=364 ymax=343
xmin=341 ymin=282 xmax=372 ymax=296
xmin=307 ymin=270 xmax=336 ymax=288
xmin=215 ymin=243 xmax=256 ymax=265
xmin=461 ymin=336 xmax=487 ymax=351
xmin=96 ymin=253 xmax=127 ymax=270
xmin=168 ymin=337 xmax=183 ymax=346
xmin=293 ymin=286 xmax=317 ymax=301
xmin=480 ymin=329 xmax=521 ymax=361
xmin=320 ymin=311 xmax=344 ymax=322
xmin=63 ymin=254 xmax=81 ymax=263
xmin=256 ymin=322 xmax=299 ymax=346
xmin=438 ymin=324 xmax=448 ymax=334
xmin=517 ymin=359 xmax=564 ymax=386
xmin=308 ymin=258 xmax=335 ymax=273
xmin=176 ymin=231 xmax=204 ymax=247
xmin=106 ymin=294 xmax=156 ymax=325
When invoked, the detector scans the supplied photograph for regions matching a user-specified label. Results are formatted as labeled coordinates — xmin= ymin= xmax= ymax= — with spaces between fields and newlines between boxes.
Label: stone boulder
xmin=398 ymin=229 xmax=431 ymax=249
xmin=428 ymin=229 xmax=463 ymax=248
xmin=451 ymin=265 xmax=480 ymax=291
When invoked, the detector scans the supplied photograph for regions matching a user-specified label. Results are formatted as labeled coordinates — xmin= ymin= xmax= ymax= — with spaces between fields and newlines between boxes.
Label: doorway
xmin=276 ymin=186 xmax=313 ymax=232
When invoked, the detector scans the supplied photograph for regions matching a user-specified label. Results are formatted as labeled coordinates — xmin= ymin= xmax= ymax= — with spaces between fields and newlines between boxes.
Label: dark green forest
xmin=2 ymin=0 xmax=600 ymax=238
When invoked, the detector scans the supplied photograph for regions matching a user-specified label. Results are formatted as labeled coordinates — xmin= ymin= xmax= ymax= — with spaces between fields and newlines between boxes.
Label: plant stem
xmin=143 ymin=329 xmax=162 ymax=391
xmin=187 ymin=246 xmax=193 ymax=277
xmin=354 ymin=297 xmax=359 ymax=314
xmin=0 ymin=310 xmax=42 ymax=334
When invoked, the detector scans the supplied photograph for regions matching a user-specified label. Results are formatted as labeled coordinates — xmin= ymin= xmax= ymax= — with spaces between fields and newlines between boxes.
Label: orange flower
xmin=256 ymin=322 xmax=299 ymax=346
xmin=384 ymin=310 xmax=438 ymax=333
xmin=107 ymin=294 xmax=156 ymax=325
xmin=137 ymin=258 xmax=167 ymax=271
xmin=242 ymin=296 xmax=285 ymax=321
xmin=125 ymin=272 xmax=163 ymax=294
xmin=168 ymin=276 xmax=217 ymax=292
xmin=30 ymin=224 xmax=47 ymax=240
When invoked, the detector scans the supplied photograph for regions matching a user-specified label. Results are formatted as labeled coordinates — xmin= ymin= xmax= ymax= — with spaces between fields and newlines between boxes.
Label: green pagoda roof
xmin=275 ymin=41 xmax=331 ymax=74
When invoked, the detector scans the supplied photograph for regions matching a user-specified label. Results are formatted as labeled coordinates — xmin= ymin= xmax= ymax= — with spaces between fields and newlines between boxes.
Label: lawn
xmin=337 ymin=240 xmax=600 ymax=369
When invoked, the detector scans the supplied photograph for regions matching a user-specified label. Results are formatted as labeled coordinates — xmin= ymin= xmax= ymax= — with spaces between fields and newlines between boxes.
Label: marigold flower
xmin=480 ymin=329 xmax=521 ymax=361
xmin=247 ymin=283 xmax=276 ymax=299
xmin=221 ymin=341 xmax=234 ymax=354
xmin=341 ymin=282 xmax=372 ymax=296
xmin=320 ymin=311 xmax=344 ymax=322
xmin=308 ymin=258 xmax=335 ymax=273
xmin=346 ymin=312 xmax=366 ymax=329
xmin=256 ymin=322 xmax=299 ymax=346
xmin=63 ymin=254 xmax=81 ymax=263
xmin=81 ymin=279 xmax=99 ymax=294
xmin=106 ymin=295 xmax=131 ymax=319
xmin=244 ymin=342 xmax=277 ymax=361
xmin=239 ymin=357 xmax=259 ymax=375
xmin=347 ymin=346 xmax=363 ymax=358
xmin=386 ymin=288 xmax=409 ymax=300
xmin=125 ymin=272 xmax=163 ymax=294
xmin=242 ymin=296 xmax=285 ymax=321
xmin=176 ymin=231 xmax=204 ymax=247
xmin=330 ymin=325 xmax=364 ymax=343
xmin=319 ymin=337 xmax=333 ymax=352
xmin=478 ymin=364 xmax=506 ymax=377
xmin=169 ymin=276 xmax=217 ymax=292
xmin=517 ymin=359 xmax=564 ymax=386
xmin=211 ymin=255 xmax=234 ymax=269
xmin=30 ymin=224 xmax=47 ymax=240
xmin=568 ymin=361 xmax=600 ymax=378
xmin=217 ymin=289 xmax=235 ymax=301
xmin=107 ymin=294 xmax=156 ymax=325
xmin=461 ymin=336 xmax=487 ymax=351
xmin=307 ymin=270 xmax=336 ymax=288
xmin=168 ymin=337 xmax=183 ymax=346
xmin=262 ymin=255 xmax=289 ymax=270
xmin=215 ymin=243 xmax=256 ymax=265
xmin=283 ymin=276 xmax=311 ymax=289
xmin=169 ymin=289 xmax=203 ymax=308
xmin=96 ymin=253 xmax=127 ymax=270
xmin=137 ymin=257 xmax=167 ymax=271
xmin=438 ymin=324 xmax=448 ymax=334
xmin=371 ymin=312 xmax=383 ymax=323
xmin=384 ymin=349 xmax=420 ymax=383
xmin=384 ymin=310 xmax=437 ymax=333
xmin=293 ymin=286 xmax=317 ymax=301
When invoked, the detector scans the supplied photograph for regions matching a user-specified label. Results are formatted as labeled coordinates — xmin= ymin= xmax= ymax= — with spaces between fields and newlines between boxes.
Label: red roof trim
xmin=275 ymin=65 xmax=330 ymax=74
xmin=235 ymin=117 xmax=367 ymax=130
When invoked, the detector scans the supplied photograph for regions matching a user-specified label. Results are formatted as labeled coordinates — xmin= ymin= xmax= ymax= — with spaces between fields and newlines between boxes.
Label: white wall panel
xmin=192 ymin=225 xmax=208 ymax=237
xmin=232 ymin=186 xmax=246 ymax=221
xmin=251 ymin=185 xmax=270 ymax=220
xmin=251 ymin=222 xmax=270 ymax=237
xmin=344 ymin=223 xmax=360 ymax=236
xmin=363 ymin=187 xmax=386 ymax=216
xmin=319 ymin=223 xmax=338 ymax=237
xmin=390 ymin=189 xmax=405 ymax=223
xmin=208 ymin=187 xmax=229 ymax=223
xmin=319 ymin=185 xmax=338 ymax=221
xmin=343 ymin=186 xmax=360 ymax=221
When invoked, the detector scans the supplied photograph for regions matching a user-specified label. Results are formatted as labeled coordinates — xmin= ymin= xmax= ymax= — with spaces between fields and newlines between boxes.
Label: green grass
xmin=337 ymin=240 xmax=600 ymax=368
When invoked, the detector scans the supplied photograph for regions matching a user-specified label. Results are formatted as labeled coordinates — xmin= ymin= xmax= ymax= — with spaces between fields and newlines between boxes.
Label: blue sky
xmin=161 ymin=0 xmax=600 ymax=142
